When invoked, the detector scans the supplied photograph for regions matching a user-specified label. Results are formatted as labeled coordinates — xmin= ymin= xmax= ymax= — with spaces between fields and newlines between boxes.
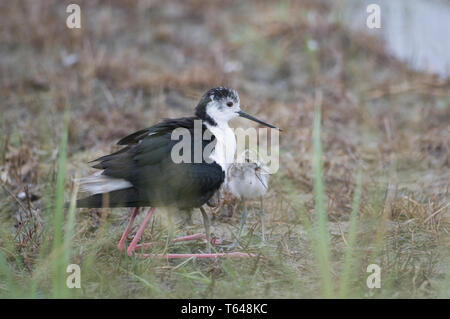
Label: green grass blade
xmin=52 ymin=111 xmax=70 ymax=298
xmin=339 ymin=170 xmax=362 ymax=298
xmin=62 ymin=179 xmax=79 ymax=298
xmin=312 ymin=92 xmax=333 ymax=298
xmin=438 ymin=253 xmax=450 ymax=298
xmin=0 ymin=251 xmax=15 ymax=298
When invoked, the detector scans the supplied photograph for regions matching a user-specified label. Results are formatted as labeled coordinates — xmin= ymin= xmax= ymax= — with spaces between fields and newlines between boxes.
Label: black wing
xmin=115 ymin=117 xmax=198 ymax=145
xmin=81 ymin=117 xmax=223 ymax=209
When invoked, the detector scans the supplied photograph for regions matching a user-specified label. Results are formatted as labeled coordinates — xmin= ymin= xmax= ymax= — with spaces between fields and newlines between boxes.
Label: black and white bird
xmin=75 ymin=87 xmax=280 ymax=259
xmin=225 ymin=154 xmax=270 ymax=249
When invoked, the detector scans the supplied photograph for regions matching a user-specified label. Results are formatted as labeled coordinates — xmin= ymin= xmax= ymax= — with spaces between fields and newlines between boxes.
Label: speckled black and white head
xmin=195 ymin=87 xmax=240 ymax=126
xmin=195 ymin=87 xmax=280 ymax=130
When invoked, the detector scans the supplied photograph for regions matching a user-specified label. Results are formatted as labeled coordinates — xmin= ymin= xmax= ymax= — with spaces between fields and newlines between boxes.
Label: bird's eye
xmin=226 ymin=101 xmax=233 ymax=107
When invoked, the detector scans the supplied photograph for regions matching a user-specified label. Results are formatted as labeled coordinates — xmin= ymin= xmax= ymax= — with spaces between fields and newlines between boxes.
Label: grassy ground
xmin=0 ymin=0 xmax=449 ymax=298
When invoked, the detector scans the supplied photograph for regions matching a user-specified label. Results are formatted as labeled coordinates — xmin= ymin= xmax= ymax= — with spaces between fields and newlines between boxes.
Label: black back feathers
xmin=78 ymin=117 xmax=224 ymax=209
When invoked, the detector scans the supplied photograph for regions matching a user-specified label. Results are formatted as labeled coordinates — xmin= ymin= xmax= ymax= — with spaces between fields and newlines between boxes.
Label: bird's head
xmin=195 ymin=87 xmax=280 ymax=130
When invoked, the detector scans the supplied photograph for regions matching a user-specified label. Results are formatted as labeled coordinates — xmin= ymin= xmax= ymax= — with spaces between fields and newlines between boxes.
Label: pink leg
xmin=117 ymin=207 xmax=140 ymax=251
xmin=172 ymin=233 xmax=222 ymax=245
xmin=134 ymin=243 xmax=154 ymax=249
xmin=127 ymin=207 xmax=155 ymax=256
xmin=134 ymin=233 xmax=222 ymax=250
xmin=135 ymin=252 xmax=257 ymax=259
xmin=134 ymin=234 xmax=206 ymax=250
xmin=125 ymin=207 xmax=250 ymax=259
xmin=172 ymin=233 xmax=205 ymax=242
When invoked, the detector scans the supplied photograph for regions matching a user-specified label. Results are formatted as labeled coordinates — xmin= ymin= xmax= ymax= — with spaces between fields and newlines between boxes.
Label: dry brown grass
xmin=0 ymin=0 xmax=449 ymax=298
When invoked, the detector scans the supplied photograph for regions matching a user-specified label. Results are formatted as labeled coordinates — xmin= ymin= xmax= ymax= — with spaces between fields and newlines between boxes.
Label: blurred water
xmin=342 ymin=0 xmax=450 ymax=78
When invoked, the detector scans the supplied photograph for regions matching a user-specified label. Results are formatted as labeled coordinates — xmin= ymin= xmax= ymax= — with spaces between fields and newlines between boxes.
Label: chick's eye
xmin=226 ymin=101 xmax=233 ymax=107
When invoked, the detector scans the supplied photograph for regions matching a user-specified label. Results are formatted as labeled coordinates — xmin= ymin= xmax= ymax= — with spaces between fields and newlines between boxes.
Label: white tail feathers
xmin=75 ymin=171 xmax=133 ymax=195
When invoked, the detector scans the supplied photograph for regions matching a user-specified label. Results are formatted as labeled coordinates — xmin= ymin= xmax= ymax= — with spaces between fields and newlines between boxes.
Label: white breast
xmin=205 ymin=122 xmax=236 ymax=173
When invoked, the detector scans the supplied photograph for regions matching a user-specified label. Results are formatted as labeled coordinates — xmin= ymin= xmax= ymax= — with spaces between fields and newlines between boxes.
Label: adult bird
xmin=75 ymin=87 xmax=280 ymax=259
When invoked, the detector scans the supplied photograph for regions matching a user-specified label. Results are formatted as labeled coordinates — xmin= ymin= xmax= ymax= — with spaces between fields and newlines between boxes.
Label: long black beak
xmin=238 ymin=110 xmax=281 ymax=131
